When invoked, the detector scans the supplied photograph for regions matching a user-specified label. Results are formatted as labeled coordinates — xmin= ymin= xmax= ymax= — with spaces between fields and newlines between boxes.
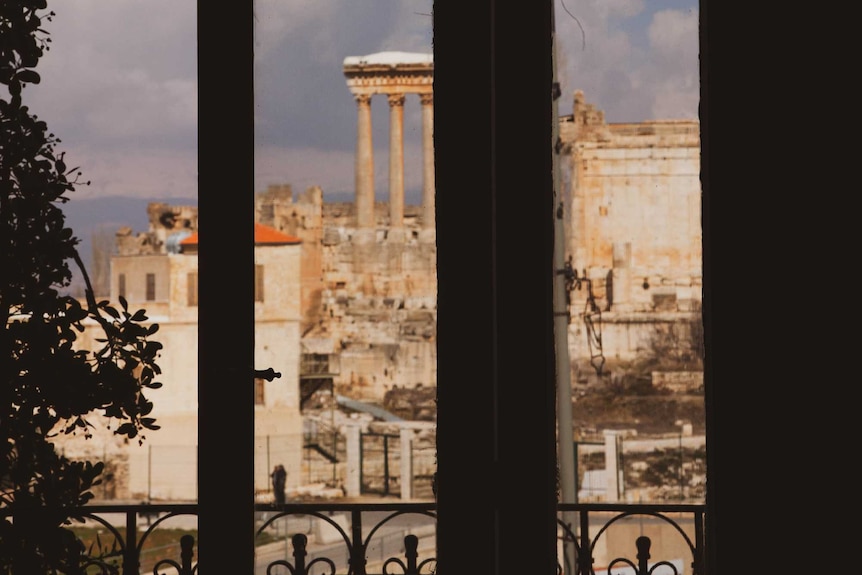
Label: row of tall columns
xmin=355 ymin=94 xmax=375 ymax=229
xmin=420 ymin=93 xmax=435 ymax=230
xmin=353 ymin=92 xmax=435 ymax=231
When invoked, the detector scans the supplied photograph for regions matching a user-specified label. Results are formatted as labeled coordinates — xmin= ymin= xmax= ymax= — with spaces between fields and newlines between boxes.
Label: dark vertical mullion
xmin=700 ymin=0 xmax=718 ymax=568
xmin=493 ymin=1 xmax=558 ymax=574
xmin=198 ymin=2 xmax=254 ymax=571
xmin=434 ymin=1 xmax=495 ymax=572
xmin=436 ymin=1 xmax=557 ymax=572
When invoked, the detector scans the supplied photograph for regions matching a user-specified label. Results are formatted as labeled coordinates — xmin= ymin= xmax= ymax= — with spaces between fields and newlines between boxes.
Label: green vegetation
xmin=1 ymin=2 xmax=164 ymax=571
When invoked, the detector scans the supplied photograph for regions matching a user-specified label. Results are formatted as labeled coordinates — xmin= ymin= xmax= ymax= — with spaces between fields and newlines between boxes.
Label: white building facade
xmin=55 ymin=223 xmax=304 ymax=500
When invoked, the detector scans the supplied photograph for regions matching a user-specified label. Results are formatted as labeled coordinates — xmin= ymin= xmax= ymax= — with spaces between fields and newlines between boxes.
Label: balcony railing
xmin=0 ymin=501 xmax=706 ymax=574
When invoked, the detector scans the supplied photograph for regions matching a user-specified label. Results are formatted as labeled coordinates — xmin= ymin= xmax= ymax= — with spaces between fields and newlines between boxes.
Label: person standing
xmin=271 ymin=464 xmax=287 ymax=505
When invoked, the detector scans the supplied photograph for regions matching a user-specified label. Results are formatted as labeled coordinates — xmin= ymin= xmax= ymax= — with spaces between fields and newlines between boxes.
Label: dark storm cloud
xmin=22 ymin=0 xmax=697 ymax=202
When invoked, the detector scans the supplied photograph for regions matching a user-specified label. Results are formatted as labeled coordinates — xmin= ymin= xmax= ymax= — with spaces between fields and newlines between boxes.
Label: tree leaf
xmin=16 ymin=69 xmax=41 ymax=84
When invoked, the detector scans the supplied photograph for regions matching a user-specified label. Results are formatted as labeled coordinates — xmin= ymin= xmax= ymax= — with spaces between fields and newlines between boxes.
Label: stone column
xmin=355 ymin=94 xmax=375 ymax=229
xmin=388 ymin=93 xmax=405 ymax=229
xmin=420 ymin=93 xmax=435 ymax=230
xmin=603 ymin=430 xmax=622 ymax=502
xmin=345 ymin=425 xmax=362 ymax=497
xmin=399 ymin=427 xmax=414 ymax=500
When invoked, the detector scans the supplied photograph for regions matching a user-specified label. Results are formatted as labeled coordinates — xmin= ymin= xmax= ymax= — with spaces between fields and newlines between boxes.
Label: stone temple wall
xmin=560 ymin=91 xmax=703 ymax=381
xmin=256 ymin=186 xmax=437 ymax=402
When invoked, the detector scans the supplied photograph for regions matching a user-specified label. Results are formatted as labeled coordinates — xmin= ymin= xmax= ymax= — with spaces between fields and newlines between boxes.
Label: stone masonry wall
xmin=561 ymin=91 xmax=703 ymax=377
xmin=257 ymin=189 xmax=437 ymax=402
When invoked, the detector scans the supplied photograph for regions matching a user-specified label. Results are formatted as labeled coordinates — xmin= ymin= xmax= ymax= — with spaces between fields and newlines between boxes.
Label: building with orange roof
xmin=61 ymin=220 xmax=304 ymax=500
xmin=177 ymin=222 xmax=302 ymax=254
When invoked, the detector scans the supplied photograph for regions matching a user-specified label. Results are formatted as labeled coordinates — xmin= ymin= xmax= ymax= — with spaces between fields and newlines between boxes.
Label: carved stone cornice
xmin=345 ymin=70 xmax=433 ymax=97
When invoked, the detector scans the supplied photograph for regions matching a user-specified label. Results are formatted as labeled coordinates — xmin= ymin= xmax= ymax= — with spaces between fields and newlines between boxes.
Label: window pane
xmin=552 ymin=1 xmax=704 ymax=505
xmin=34 ymin=2 xmax=199 ymax=505
xmin=252 ymin=0 xmax=436 ymax=520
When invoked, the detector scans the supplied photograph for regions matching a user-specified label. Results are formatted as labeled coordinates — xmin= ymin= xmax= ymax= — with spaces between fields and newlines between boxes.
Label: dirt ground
xmin=375 ymin=382 xmax=706 ymax=438
xmin=571 ymin=390 xmax=706 ymax=436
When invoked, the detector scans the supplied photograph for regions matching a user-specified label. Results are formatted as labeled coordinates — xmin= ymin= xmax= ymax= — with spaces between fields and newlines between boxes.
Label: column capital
xmin=388 ymin=93 xmax=406 ymax=107
xmin=420 ymin=93 xmax=433 ymax=106
xmin=354 ymin=93 xmax=372 ymax=106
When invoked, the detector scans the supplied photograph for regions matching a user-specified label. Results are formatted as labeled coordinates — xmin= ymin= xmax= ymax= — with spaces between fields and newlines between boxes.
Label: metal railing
xmin=557 ymin=503 xmax=705 ymax=575
xmin=0 ymin=501 xmax=706 ymax=574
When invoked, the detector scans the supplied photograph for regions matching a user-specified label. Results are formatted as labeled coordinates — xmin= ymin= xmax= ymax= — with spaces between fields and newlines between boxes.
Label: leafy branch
xmin=1 ymin=2 xmax=164 ymax=571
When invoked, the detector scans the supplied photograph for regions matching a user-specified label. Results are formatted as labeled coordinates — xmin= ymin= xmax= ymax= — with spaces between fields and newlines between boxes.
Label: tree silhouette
xmin=1 ymin=2 xmax=163 ymax=571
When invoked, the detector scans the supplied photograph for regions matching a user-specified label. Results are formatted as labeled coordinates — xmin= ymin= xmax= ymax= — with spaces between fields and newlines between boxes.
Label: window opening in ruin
xmin=254 ymin=378 xmax=266 ymax=405
xmin=145 ymin=273 xmax=156 ymax=301
xmin=254 ymin=264 xmax=265 ymax=303
xmin=28 ymin=1 xmax=200 ymax=510
xmin=187 ymin=272 xmax=198 ymax=307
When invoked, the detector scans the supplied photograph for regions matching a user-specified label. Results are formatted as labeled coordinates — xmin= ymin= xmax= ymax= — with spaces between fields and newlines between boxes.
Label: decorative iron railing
xmin=557 ymin=503 xmax=705 ymax=575
xmin=0 ymin=502 xmax=706 ymax=574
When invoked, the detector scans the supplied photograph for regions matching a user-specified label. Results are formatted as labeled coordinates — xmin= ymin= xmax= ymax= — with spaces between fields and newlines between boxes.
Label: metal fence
xmin=0 ymin=502 xmax=707 ymax=574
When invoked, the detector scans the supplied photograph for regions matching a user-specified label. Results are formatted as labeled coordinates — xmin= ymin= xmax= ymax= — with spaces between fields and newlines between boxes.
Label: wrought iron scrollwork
xmin=151 ymin=534 xmax=197 ymax=575
xmin=555 ymin=507 xmax=704 ymax=575
xmin=257 ymin=507 xmax=437 ymax=575
xmin=267 ymin=534 xmax=337 ymax=575
xmin=76 ymin=558 xmax=119 ymax=575
xmin=382 ymin=534 xmax=437 ymax=575
xmin=606 ymin=536 xmax=679 ymax=575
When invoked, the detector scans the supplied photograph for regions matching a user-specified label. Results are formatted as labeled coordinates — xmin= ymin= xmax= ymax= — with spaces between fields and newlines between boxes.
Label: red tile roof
xmin=180 ymin=223 xmax=301 ymax=246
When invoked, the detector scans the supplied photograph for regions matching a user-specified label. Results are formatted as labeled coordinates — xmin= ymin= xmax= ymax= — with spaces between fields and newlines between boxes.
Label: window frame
xmin=197 ymin=4 xmax=255 ymax=569
xmin=198 ymin=2 xmax=719 ymax=571
xmin=197 ymin=2 xmax=564 ymax=570
xmin=433 ymin=3 xmax=557 ymax=571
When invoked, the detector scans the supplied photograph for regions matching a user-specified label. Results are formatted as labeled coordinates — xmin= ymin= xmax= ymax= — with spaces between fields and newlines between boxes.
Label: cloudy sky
xmin=26 ymin=0 xmax=699 ymax=207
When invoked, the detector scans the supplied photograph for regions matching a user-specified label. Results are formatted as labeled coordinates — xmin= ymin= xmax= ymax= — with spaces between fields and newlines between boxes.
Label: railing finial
xmin=636 ymin=536 xmax=651 ymax=574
